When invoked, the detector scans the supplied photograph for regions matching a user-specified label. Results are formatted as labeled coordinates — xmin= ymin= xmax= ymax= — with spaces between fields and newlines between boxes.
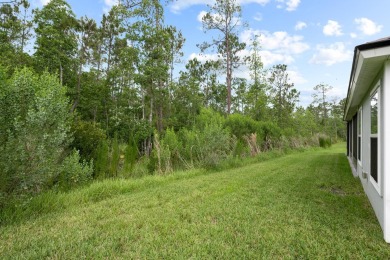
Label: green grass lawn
xmin=1 ymin=143 xmax=390 ymax=258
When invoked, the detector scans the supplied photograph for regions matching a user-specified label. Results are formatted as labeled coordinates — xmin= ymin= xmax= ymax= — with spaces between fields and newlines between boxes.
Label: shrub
xmin=110 ymin=133 xmax=120 ymax=177
xmin=56 ymin=150 xmax=93 ymax=191
xmin=257 ymin=121 xmax=282 ymax=151
xmin=177 ymin=128 xmax=196 ymax=166
xmin=196 ymin=122 xmax=232 ymax=169
xmin=195 ymin=107 xmax=225 ymax=130
xmin=71 ymin=120 xmax=106 ymax=161
xmin=319 ymin=135 xmax=332 ymax=148
xmin=123 ymin=136 xmax=138 ymax=174
xmin=224 ymin=113 xmax=259 ymax=139
xmin=0 ymin=69 xmax=71 ymax=195
xmin=94 ymin=139 xmax=110 ymax=179
xmin=233 ymin=139 xmax=249 ymax=158
xmin=162 ymin=128 xmax=182 ymax=170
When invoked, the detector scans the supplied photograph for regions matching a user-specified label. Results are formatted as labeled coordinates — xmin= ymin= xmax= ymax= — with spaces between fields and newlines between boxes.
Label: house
xmin=344 ymin=36 xmax=390 ymax=242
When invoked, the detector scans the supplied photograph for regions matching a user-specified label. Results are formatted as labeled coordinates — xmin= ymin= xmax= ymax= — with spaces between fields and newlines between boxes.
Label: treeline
xmin=0 ymin=0 xmax=345 ymax=204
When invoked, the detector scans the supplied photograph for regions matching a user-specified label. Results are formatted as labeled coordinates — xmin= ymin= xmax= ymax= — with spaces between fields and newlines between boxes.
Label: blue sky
xmin=34 ymin=0 xmax=390 ymax=106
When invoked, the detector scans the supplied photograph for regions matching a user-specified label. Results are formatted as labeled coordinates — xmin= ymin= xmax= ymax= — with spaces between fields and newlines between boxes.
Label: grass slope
xmin=1 ymin=143 xmax=390 ymax=258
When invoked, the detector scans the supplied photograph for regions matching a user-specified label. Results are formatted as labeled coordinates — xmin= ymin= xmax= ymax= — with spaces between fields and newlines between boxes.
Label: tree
xmin=0 ymin=0 xmax=32 ymax=71
xmin=199 ymin=0 xmax=247 ymax=114
xmin=33 ymin=0 xmax=78 ymax=86
xmin=247 ymin=35 xmax=268 ymax=120
xmin=71 ymin=16 xmax=98 ymax=112
xmin=311 ymin=83 xmax=333 ymax=126
xmin=232 ymin=77 xmax=247 ymax=113
xmin=268 ymin=64 xmax=300 ymax=129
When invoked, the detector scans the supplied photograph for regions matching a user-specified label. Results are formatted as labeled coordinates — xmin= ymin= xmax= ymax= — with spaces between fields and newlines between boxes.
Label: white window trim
xmin=370 ymin=83 xmax=381 ymax=196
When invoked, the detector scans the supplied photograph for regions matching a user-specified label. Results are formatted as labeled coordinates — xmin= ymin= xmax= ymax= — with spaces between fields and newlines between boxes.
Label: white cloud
xmin=323 ymin=20 xmax=343 ymax=36
xmin=104 ymin=0 xmax=118 ymax=7
xmin=355 ymin=18 xmax=382 ymax=36
xmin=103 ymin=0 xmax=119 ymax=13
xmin=310 ymin=42 xmax=352 ymax=66
xmin=240 ymin=29 xmax=309 ymax=67
xmin=259 ymin=50 xmax=294 ymax=66
xmin=295 ymin=21 xmax=307 ymax=31
xmin=276 ymin=0 xmax=301 ymax=11
xmin=40 ymin=0 xmax=51 ymax=5
xmin=239 ymin=0 xmax=270 ymax=4
xmin=197 ymin=11 xmax=208 ymax=22
xmin=254 ymin=31 xmax=309 ymax=54
xmin=287 ymin=69 xmax=307 ymax=84
xmin=286 ymin=0 xmax=301 ymax=11
xmin=350 ymin=33 xmax=358 ymax=39
xmin=254 ymin=12 xmax=263 ymax=22
xmin=171 ymin=0 xmax=209 ymax=13
xmin=170 ymin=0 xmax=270 ymax=14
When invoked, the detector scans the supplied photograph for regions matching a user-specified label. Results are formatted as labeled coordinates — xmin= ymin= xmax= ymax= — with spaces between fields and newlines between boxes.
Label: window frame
xmin=358 ymin=107 xmax=362 ymax=165
xmin=369 ymin=82 xmax=381 ymax=195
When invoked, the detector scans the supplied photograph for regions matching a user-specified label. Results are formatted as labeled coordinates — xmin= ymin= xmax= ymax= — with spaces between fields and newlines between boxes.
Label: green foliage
xmin=56 ymin=150 xmax=93 ymax=191
xmin=178 ymin=128 xmax=198 ymax=168
xmin=257 ymin=121 xmax=282 ymax=151
xmin=110 ymin=133 xmax=120 ymax=177
xmin=195 ymin=107 xmax=225 ymax=129
xmin=233 ymin=139 xmax=249 ymax=158
xmin=33 ymin=0 xmax=78 ymax=86
xmin=319 ymin=135 xmax=332 ymax=148
xmin=94 ymin=139 xmax=110 ymax=179
xmin=0 ymin=68 xmax=71 ymax=195
xmin=224 ymin=113 xmax=259 ymax=139
xmin=71 ymin=120 xmax=106 ymax=161
xmin=195 ymin=122 xmax=233 ymax=169
xmin=162 ymin=128 xmax=182 ymax=169
xmin=268 ymin=64 xmax=300 ymax=129
xmin=123 ymin=136 xmax=138 ymax=174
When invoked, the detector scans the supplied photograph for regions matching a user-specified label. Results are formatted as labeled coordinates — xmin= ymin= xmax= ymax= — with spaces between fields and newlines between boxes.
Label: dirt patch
xmin=330 ymin=187 xmax=346 ymax=196
xmin=318 ymin=184 xmax=346 ymax=196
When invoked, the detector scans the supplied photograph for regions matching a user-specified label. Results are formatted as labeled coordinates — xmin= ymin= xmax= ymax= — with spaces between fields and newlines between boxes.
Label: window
xmin=352 ymin=114 xmax=357 ymax=165
xmin=370 ymin=90 xmax=378 ymax=184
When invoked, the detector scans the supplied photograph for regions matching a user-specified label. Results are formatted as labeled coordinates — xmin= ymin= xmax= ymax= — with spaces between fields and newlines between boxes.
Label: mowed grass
xmin=1 ymin=143 xmax=390 ymax=258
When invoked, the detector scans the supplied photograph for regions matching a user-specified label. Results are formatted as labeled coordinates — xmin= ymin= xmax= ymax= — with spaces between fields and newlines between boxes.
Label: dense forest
xmin=0 ymin=0 xmax=345 ymax=205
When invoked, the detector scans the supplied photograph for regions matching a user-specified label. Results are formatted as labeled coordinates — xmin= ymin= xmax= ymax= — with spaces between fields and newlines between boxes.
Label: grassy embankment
xmin=1 ymin=143 xmax=389 ymax=258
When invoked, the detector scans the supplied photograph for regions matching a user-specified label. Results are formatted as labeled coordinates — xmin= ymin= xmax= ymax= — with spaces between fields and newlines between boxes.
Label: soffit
xmin=344 ymin=46 xmax=390 ymax=121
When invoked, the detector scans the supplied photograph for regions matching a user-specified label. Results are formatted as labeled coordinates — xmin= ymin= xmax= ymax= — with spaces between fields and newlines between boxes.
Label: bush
xmin=233 ymin=139 xmax=249 ymax=158
xmin=178 ymin=128 xmax=198 ymax=167
xmin=319 ymin=135 xmax=332 ymax=148
xmin=162 ymin=128 xmax=182 ymax=170
xmin=0 ymin=69 xmax=71 ymax=195
xmin=110 ymin=133 xmax=120 ymax=177
xmin=71 ymin=120 xmax=106 ymax=161
xmin=257 ymin=121 xmax=282 ymax=151
xmin=196 ymin=122 xmax=233 ymax=169
xmin=123 ymin=136 xmax=138 ymax=174
xmin=224 ymin=113 xmax=259 ymax=139
xmin=94 ymin=139 xmax=110 ymax=179
xmin=56 ymin=150 xmax=93 ymax=191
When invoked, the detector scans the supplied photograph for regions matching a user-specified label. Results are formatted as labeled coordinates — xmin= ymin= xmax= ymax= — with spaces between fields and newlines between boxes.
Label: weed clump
xmin=319 ymin=135 xmax=332 ymax=148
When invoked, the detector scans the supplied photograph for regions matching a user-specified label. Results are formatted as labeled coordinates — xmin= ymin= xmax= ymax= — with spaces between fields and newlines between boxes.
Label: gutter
xmin=343 ymin=37 xmax=390 ymax=121
xmin=344 ymin=46 xmax=360 ymax=121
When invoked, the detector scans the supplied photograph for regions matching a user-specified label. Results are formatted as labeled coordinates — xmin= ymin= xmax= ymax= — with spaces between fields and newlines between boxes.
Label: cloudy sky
xmin=35 ymin=0 xmax=390 ymax=106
